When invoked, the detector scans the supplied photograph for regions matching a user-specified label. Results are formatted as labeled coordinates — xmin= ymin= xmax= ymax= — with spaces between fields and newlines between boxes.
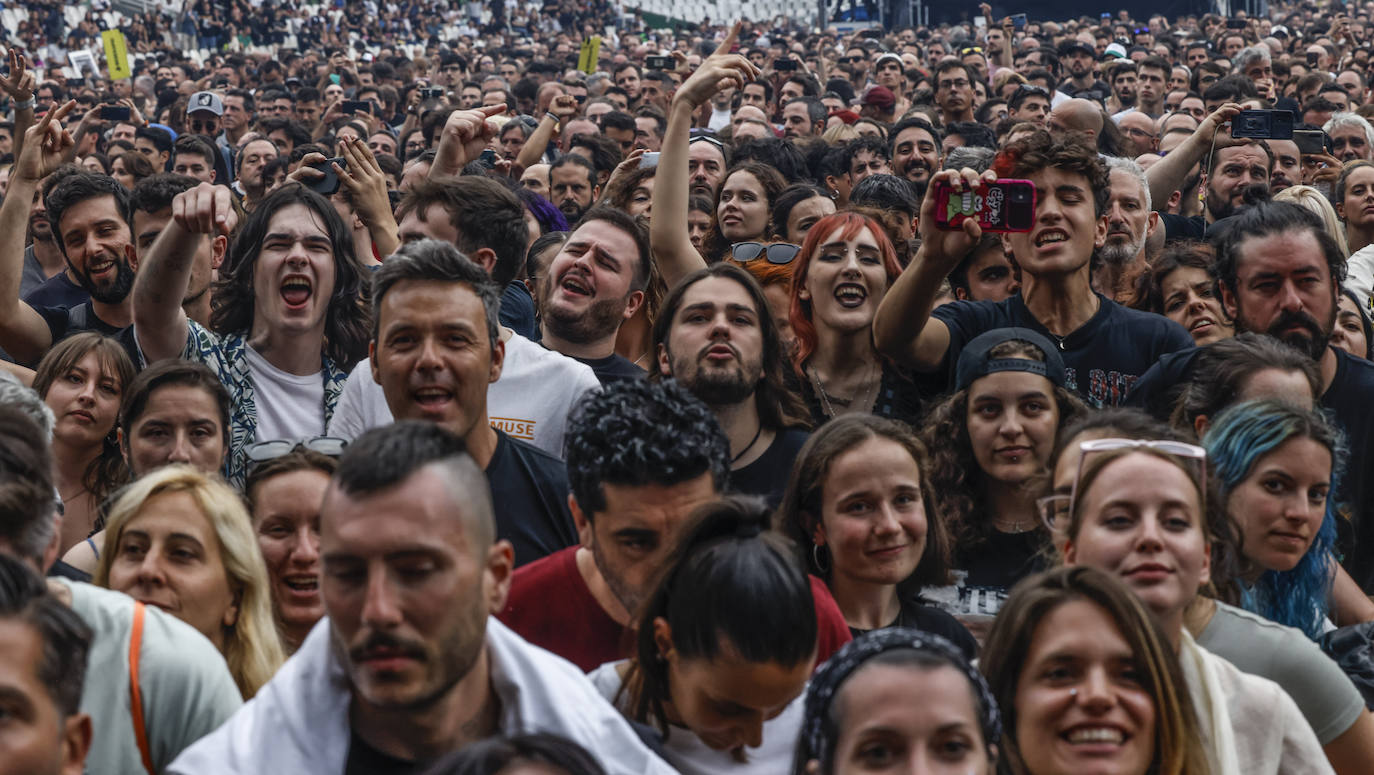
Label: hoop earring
xmin=812 ymin=543 xmax=830 ymax=573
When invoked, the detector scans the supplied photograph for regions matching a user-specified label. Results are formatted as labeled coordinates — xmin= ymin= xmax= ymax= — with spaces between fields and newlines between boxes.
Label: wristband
xmin=14 ymin=97 xmax=35 ymax=111
xmin=545 ymin=111 xmax=561 ymax=125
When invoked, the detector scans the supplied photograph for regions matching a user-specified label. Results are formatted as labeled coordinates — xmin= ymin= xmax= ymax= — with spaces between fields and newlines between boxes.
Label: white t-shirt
xmin=587 ymin=660 xmax=807 ymax=775
xmin=245 ymin=345 xmax=326 ymax=442
xmin=327 ymin=331 xmax=599 ymax=458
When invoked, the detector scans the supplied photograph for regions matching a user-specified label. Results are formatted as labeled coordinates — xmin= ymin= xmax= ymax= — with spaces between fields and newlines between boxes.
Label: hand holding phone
xmin=933 ymin=178 xmax=1036 ymax=232
xmin=342 ymin=100 xmax=371 ymax=115
xmin=306 ymin=157 xmax=346 ymax=195
xmin=1011 ymin=14 xmax=1027 ymax=30
xmin=100 ymin=105 xmax=131 ymax=121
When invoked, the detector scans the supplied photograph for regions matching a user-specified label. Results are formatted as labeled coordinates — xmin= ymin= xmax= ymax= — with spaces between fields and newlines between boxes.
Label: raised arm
xmin=430 ymin=104 xmax=507 ymax=180
xmin=0 ymin=50 xmax=35 ymax=161
xmin=1145 ymin=102 xmax=1241 ymax=212
xmin=652 ymin=22 xmax=759 ymax=290
xmin=134 ymin=182 xmax=236 ymax=363
xmin=872 ymin=167 xmax=993 ymax=370
xmin=516 ymin=94 xmax=577 ymax=172
xmin=0 ymin=101 xmax=78 ymax=365
xmin=335 ymin=136 xmax=400 ymax=260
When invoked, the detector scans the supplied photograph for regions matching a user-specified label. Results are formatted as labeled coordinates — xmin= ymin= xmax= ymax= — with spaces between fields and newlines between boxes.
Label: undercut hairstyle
xmin=623 ymin=496 xmax=817 ymax=737
xmin=563 ymin=379 xmax=729 ymax=518
xmin=371 ymin=238 xmax=501 ymax=349
xmin=129 ymin=173 xmax=198 ymax=214
xmin=45 ymin=171 xmax=134 ymax=251
xmin=212 ymin=183 xmax=372 ymax=369
xmin=1172 ymin=333 xmax=1321 ymax=438
xmin=651 ymin=263 xmax=811 ymax=431
xmin=0 ymin=407 xmax=57 ymax=564
xmin=119 ymin=359 xmax=233 ymax=464
xmin=1211 ymin=200 xmax=1346 ymax=298
xmin=993 ymin=132 xmax=1111 ymax=216
xmin=334 ymin=421 xmax=494 ymax=551
xmin=0 ymin=553 xmax=91 ymax=717
xmin=393 ymin=177 xmax=529 ymax=287
xmin=981 ymin=567 xmax=1210 ymax=775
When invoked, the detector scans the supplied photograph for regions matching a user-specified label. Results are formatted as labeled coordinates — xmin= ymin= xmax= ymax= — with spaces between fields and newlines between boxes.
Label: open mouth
xmin=281 ymin=275 xmax=313 ymax=308
xmin=1189 ymin=317 xmax=1214 ymax=332
xmin=88 ymin=256 xmax=117 ymax=278
xmin=834 ymin=283 xmax=868 ymax=308
xmin=411 ymin=386 xmax=454 ymax=411
xmin=1063 ymin=726 xmax=1127 ymax=745
xmin=560 ymin=272 xmax=592 ymax=297
xmin=282 ymin=576 xmax=318 ymax=593
xmin=1034 ymin=230 xmax=1069 ymax=247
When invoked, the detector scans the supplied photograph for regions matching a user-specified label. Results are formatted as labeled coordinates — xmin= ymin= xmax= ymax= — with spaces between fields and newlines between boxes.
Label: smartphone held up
xmin=933 ymin=179 xmax=1037 ymax=233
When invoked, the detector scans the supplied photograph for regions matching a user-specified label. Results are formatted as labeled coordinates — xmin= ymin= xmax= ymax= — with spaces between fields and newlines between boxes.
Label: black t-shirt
xmin=730 ymin=427 xmax=809 ymax=508
xmin=499 ymin=281 xmax=537 ymax=341
xmin=24 ymin=271 xmax=89 ymax=309
xmin=486 ymin=428 xmax=578 ymax=568
xmin=789 ymin=362 xmax=928 ymax=429
xmin=1060 ymin=78 xmax=1111 ymax=102
xmin=345 ymin=732 xmax=423 ymax=775
xmin=848 ymin=597 xmax=979 ymax=661
xmin=933 ymin=292 xmax=1195 ymax=407
xmin=33 ymin=302 xmax=142 ymax=369
xmin=576 ymin=352 xmax=645 ymax=385
xmin=1317 ymin=348 xmax=1374 ymax=590
xmin=1159 ymin=212 xmax=1207 ymax=242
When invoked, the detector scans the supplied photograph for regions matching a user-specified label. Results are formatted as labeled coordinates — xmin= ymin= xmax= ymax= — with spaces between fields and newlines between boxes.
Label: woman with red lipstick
xmin=921 ymin=328 xmax=1086 ymax=633
xmin=1051 ymin=408 xmax=1370 ymax=775
xmin=32 ymin=332 xmax=134 ymax=553
xmin=981 ymin=567 xmax=1211 ymax=775
xmin=775 ymin=414 xmax=976 ymax=657
xmin=95 ymin=465 xmax=285 ymax=698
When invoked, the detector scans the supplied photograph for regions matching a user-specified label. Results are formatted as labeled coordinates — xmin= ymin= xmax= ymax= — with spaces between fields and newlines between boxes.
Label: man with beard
xmin=169 ymin=421 xmax=674 ymax=775
xmin=651 ymin=263 xmax=812 ymax=506
xmin=1267 ymin=137 xmax=1302 ymax=193
xmin=1107 ymin=61 xmax=1139 ymax=114
xmin=537 ymin=206 xmax=647 ymax=384
xmin=548 ymin=155 xmax=599 ymax=225
xmin=1058 ymin=40 xmax=1110 ymax=102
xmin=934 ymin=61 xmax=976 ymax=126
xmin=0 ymin=105 xmax=141 ymax=367
xmin=499 ymin=378 xmax=851 ymax=672
xmin=20 ymin=168 xmax=85 ymax=306
xmin=889 ymin=116 xmax=940 ymax=189
xmin=687 ymin=135 xmax=727 ymax=198
xmin=1094 ymin=157 xmax=1158 ymax=299
xmin=1146 ymin=102 xmax=1272 ymax=242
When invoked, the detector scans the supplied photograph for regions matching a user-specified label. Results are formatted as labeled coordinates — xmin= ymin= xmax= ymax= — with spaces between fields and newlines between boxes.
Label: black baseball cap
xmin=954 ymin=328 xmax=1066 ymax=391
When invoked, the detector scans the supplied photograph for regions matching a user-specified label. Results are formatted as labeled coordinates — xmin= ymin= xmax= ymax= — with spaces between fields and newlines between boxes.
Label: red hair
xmin=789 ymin=212 xmax=903 ymax=374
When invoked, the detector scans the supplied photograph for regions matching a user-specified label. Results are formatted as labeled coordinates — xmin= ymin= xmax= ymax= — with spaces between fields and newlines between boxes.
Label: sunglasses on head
xmin=961 ymin=47 xmax=984 ymax=55
xmin=246 ymin=436 xmax=348 ymax=471
xmin=732 ymin=241 xmax=801 ymax=264
xmin=1037 ymin=438 xmax=1207 ymax=532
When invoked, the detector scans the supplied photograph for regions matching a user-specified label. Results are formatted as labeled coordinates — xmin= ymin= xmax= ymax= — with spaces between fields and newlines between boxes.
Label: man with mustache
xmin=1145 ymin=102 xmax=1272 ymax=243
xmin=0 ymin=104 xmax=141 ymax=367
xmin=536 ymin=206 xmax=648 ymax=384
xmin=889 ymin=116 xmax=940 ymax=189
xmin=20 ymin=169 xmax=86 ymax=307
xmin=1094 ymin=157 xmax=1158 ymax=300
xmin=168 ymin=421 xmax=675 ymax=775
xmin=652 ymin=263 xmax=812 ymax=506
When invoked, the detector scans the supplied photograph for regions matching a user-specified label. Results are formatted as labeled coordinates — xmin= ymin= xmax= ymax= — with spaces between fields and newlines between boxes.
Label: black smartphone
xmin=1231 ymin=109 xmax=1295 ymax=139
xmin=306 ymin=157 xmax=345 ymax=195
xmin=1011 ymin=13 xmax=1027 ymax=30
xmin=932 ymin=179 xmax=1037 ymax=232
xmin=1226 ymin=18 xmax=1248 ymax=29
xmin=479 ymin=148 xmax=498 ymax=166
xmin=774 ymin=58 xmax=798 ymax=71
xmin=1307 ymin=51 xmax=1320 ymax=66
xmin=100 ymin=105 xmax=131 ymax=121
xmin=420 ymin=87 xmax=444 ymax=99
xmin=645 ymin=55 xmax=672 ymax=70
xmin=342 ymin=100 xmax=371 ymax=115
xmin=1294 ymin=128 xmax=1332 ymax=154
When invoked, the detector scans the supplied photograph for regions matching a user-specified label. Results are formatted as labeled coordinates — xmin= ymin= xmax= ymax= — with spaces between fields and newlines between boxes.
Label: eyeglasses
xmin=1044 ymin=438 xmax=1207 ymax=532
xmin=188 ymin=118 xmax=218 ymax=133
xmin=1133 ymin=26 xmax=1150 ymax=34
xmin=732 ymin=241 xmax=801 ymax=264
xmin=839 ymin=56 xmax=864 ymax=64
xmin=246 ymin=436 xmax=348 ymax=470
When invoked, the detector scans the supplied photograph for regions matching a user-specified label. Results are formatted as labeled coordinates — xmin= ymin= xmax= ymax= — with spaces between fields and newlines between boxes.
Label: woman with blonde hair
xmin=1277 ymin=184 xmax=1350 ymax=257
xmin=95 ymin=465 xmax=285 ymax=698
xmin=821 ymin=122 xmax=859 ymax=145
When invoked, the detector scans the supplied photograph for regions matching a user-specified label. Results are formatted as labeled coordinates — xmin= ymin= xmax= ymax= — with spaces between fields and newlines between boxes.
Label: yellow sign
xmin=578 ymin=36 xmax=601 ymax=74
xmin=102 ymin=30 xmax=131 ymax=80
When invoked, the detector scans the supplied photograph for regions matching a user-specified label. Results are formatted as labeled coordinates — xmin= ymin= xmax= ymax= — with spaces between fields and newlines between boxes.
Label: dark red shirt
xmin=499 ymin=546 xmax=853 ymax=672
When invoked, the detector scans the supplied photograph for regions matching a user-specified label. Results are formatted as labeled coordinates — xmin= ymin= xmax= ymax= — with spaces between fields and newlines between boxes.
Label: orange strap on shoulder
xmin=129 ymin=601 xmax=155 ymax=775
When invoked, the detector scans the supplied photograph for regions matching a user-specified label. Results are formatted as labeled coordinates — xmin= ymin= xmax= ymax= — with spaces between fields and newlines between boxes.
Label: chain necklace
xmin=808 ymin=362 xmax=881 ymax=418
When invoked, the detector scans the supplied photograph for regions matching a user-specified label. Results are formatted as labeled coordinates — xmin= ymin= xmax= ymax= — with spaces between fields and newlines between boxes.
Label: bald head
xmin=1049 ymin=98 xmax=1104 ymax=137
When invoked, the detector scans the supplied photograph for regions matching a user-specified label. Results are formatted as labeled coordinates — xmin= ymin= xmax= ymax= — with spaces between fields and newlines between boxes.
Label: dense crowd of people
xmin=10 ymin=0 xmax=1374 ymax=773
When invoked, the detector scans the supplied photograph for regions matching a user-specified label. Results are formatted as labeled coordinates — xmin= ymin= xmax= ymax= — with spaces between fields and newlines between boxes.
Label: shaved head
xmin=1049 ymin=98 xmax=1105 ymax=136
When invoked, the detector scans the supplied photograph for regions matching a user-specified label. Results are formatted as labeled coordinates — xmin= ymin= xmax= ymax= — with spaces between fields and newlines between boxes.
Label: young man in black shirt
xmin=370 ymin=239 xmax=575 ymax=567
xmin=874 ymin=133 xmax=1193 ymax=408
xmin=651 ymin=263 xmax=811 ymax=507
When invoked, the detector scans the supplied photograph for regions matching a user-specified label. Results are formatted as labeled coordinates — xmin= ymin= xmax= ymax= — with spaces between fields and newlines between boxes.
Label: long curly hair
xmin=210 ymin=183 xmax=371 ymax=369
xmin=920 ymin=339 xmax=1087 ymax=555
xmin=701 ymin=162 xmax=788 ymax=262
xmin=32 ymin=333 xmax=134 ymax=525
xmin=1204 ymin=400 xmax=1342 ymax=639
